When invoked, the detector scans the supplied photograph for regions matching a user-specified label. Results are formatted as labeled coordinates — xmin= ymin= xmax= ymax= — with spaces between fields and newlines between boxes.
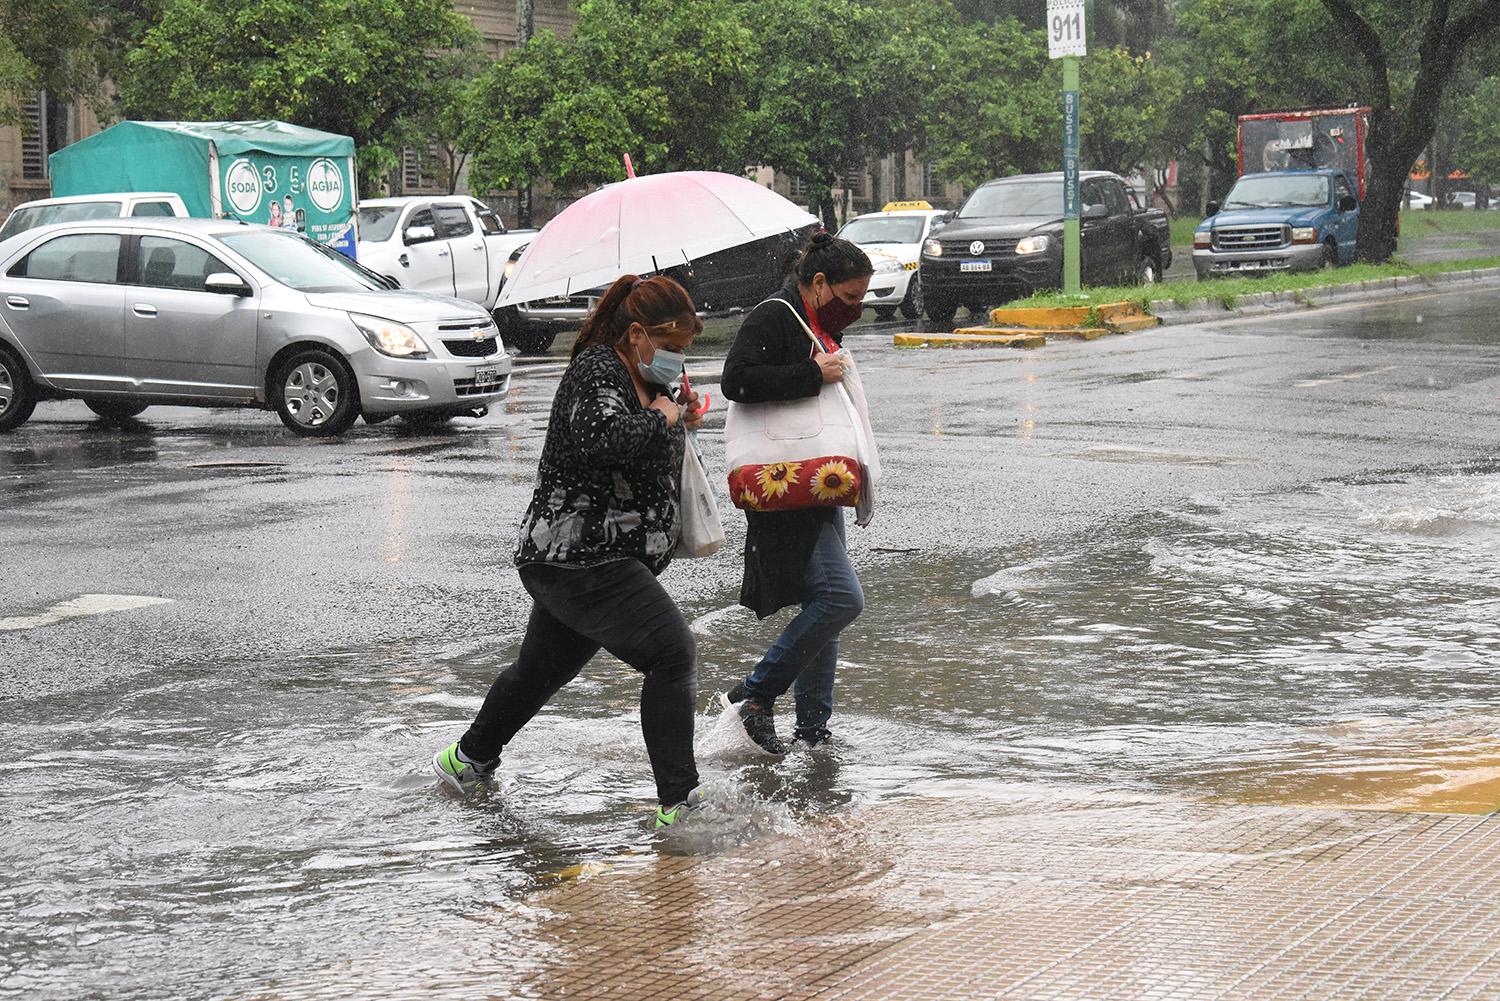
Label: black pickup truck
xmin=918 ymin=170 xmax=1173 ymax=324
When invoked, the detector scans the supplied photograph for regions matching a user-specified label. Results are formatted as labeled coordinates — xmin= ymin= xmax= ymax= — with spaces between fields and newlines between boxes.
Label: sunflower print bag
xmin=724 ymin=302 xmax=878 ymax=515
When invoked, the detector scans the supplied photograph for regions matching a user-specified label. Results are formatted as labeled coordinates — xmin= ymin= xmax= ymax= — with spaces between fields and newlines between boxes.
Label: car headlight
xmin=1291 ymin=227 xmax=1317 ymax=244
xmin=1015 ymin=235 xmax=1051 ymax=255
xmin=874 ymin=258 xmax=901 ymax=274
xmin=351 ymin=313 xmax=430 ymax=358
xmin=1193 ymin=231 xmax=1211 ymax=248
xmin=923 ymin=239 xmax=943 ymax=257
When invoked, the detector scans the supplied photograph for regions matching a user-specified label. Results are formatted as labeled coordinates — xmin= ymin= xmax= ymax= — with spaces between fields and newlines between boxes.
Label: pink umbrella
xmin=495 ymin=170 xmax=820 ymax=307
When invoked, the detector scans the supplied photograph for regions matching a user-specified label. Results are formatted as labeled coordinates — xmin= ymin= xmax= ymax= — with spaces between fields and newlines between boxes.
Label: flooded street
xmin=6 ymin=287 xmax=1500 ymax=998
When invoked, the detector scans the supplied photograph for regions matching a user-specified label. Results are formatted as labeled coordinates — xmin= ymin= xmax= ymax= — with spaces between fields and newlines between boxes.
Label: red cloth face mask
xmin=814 ymin=289 xmax=864 ymax=337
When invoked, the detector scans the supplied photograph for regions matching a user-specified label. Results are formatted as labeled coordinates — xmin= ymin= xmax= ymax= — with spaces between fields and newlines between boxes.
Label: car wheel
xmin=925 ymin=296 xmax=957 ymax=325
xmin=273 ymin=348 xmax=359 ymax=437
xmin=85 ymin=399 xmax=149 ymax=421
xmin=1322 ymin=242 xmax=1339 ymax=269
xmin=873 ymin=306 xmax=897 ymax=321
xmin=508 ymin=328 xmax=557 ymax=355
xmin=1136 ymin=253 xmax=1160 ymax=285
xmin=492 ymin=305 xmax=519 ymax=340
xmin=898 ymin=273 xmax=924 ymax=320
xmin=0 ymin=346 xmax=37 ymax=432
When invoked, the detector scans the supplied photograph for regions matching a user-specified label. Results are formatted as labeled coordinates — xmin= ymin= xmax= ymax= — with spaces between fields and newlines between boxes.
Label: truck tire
xmin=874 ymin=307 xmax=897 ymax=321
xmin=1136 ymin=252 xmax=1160 ymax=285
xmin=1322 ymin=241 xmax=1339 ymax=269
xmin=272 ymin=348 xmax=360 ymax=437
xmin=0 ymin=345 xmax=37 ymax=432
xmin=925 ymin=296 xmax=957 ymax=325
xmin=508 ymin=329 xmax=558 ymax=355
xmin=85 ymin=399 xmax=149 ymax=421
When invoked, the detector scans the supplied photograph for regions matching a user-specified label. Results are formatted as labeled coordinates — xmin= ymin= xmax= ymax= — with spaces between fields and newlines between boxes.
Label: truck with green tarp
xmin=48 ymin=120 xmax=359 ymax=257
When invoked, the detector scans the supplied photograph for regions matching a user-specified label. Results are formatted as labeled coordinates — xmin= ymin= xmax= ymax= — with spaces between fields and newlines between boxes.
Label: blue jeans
xmin=741 ymin=516 xmax=864 ymax=737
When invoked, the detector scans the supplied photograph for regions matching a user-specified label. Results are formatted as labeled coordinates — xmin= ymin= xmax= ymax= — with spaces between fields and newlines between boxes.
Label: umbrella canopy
xmin=496 ymin=171 xmax=820 ymax=307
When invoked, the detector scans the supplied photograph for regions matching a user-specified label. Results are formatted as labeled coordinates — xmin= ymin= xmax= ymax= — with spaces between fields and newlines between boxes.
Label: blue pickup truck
xmin=1192 ymin=168 xmax=1360 ymax=279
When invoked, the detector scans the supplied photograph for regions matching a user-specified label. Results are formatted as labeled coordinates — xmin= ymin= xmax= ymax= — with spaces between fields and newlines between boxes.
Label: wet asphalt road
xmin=8 ymin=284 xmax=1500 ymax=998
xmin=5 ymin=287 xmax=1500 ymax=703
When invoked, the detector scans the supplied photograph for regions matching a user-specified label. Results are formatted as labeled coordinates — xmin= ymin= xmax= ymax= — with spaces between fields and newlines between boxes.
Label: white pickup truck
xmin=356 ymin=196 xmax=538 ymax=343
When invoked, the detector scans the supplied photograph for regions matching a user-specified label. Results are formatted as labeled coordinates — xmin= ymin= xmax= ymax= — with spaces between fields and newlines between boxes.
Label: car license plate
xmin=472 ymin=366 xmax=500 ymax=387
xmin=960 ymin=260 xmax=993 ymax=273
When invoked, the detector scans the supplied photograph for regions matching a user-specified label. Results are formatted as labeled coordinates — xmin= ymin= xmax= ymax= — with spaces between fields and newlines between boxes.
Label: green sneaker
xmin=432 ymin=742 xmax=498 ymax=794
xmin=654 ymin=786 xmax=709 ymax=829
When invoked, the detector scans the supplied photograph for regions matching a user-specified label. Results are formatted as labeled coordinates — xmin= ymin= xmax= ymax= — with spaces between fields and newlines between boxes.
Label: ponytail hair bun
xmin=794 ymin=230 xmax=873 ymax=285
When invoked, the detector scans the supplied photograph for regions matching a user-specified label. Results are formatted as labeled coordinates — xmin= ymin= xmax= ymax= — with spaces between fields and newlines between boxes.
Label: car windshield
xmin=959 ymin=182 xmax=1062 ymax=219
xmin=357 ymin=206 xmax=403 ymax=243
xmin=837 ymin=216 xmax=925 ymax=245
xmin=0 ymin=201 xmax=123 ymax=241
xmin=1223 ymin=174 xmax=1331 ymax=210
xmin=220 ymin=230 xmax=379 ymax=292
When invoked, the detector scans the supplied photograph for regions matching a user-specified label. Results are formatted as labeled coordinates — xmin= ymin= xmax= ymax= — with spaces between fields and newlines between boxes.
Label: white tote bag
xmin=723 ymin=299 xmax=879 ymax=524
xmin=676 ymin=432 xmax=724 ymax=558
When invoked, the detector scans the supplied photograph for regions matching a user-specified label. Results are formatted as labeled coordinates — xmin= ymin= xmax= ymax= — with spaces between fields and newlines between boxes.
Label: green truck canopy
xmin=49 ymin=120 xmax=359 ymax=256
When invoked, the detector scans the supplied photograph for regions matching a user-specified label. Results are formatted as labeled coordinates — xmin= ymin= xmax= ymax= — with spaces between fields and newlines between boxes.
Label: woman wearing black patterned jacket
xmin=433 ymin=274 xmax=708 ymax=829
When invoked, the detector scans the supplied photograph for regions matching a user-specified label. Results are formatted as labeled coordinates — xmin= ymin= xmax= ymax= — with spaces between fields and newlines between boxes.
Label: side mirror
xmin=1338 ymin=195 xmax=1358 ymax=213
xmin=205 ymin=272 xmax=252 ymax=296
xmin=1082 ymin=203 xmax=1109 ymax=220
xmin=1205 ymin=200 xmax=1221 ymax=217
xmin=403 ymin=225 xmax=436 ymax=245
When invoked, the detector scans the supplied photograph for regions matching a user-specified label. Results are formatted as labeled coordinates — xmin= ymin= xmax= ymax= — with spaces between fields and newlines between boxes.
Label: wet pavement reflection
xmin=7 ymin=288 xmax=1500 ymax=997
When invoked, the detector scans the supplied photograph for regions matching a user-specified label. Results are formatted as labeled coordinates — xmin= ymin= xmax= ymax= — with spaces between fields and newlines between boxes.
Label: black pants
xmin=459 ymin=559 xmax=700 ymax=806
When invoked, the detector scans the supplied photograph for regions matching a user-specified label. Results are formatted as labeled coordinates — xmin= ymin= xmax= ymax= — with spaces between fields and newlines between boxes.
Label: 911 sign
xmin=1048 ymin=0 xmax=1087 ymax=58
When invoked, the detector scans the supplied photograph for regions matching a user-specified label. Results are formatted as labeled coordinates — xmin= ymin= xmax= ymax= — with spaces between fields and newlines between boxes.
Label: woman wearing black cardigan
xmin=717 ymin=233 xmax=874 ymax=755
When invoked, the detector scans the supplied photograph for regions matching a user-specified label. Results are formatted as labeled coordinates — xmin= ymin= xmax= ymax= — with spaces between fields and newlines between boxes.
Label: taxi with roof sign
xmin=835 ymin=201 xmax=952 ymax=320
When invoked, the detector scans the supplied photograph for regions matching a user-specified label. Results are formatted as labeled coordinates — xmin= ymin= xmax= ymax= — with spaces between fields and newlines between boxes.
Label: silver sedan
xmin=0 ymin=218 xmax=511 ymax=436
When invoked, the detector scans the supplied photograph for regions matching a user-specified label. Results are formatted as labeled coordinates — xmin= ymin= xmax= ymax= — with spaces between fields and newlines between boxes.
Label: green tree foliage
xmin=902 ymin=13 xmax=1053 ymax=191
xmin=1455 ymin=77 xmax=1500 ymax=192
xmin=1080 ymin=48 xmax=1178 ymax=176
xmin=1319 ymin=0 xmax=1500 ymax=260
xmin=120 ymin=0 xmax=481 ymax=187
xmin=0 ymin=0 xmax=147 ymax=123
xmin=462 ymin=31 xmax=636 ymax=195
xmin=742 ymin=0 xmax=914 ymax=228
xmin=464 ymin=0 xmax=758 ymax=199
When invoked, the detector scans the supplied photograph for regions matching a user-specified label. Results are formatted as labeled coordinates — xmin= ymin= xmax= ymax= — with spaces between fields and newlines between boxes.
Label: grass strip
xmin=1008 ymin=254 xmax=1500 ymax=312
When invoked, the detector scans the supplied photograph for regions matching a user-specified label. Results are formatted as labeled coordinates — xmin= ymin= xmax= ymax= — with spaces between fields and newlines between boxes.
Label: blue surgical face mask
xmin=635 ymin=340 xmax=685 ymax=387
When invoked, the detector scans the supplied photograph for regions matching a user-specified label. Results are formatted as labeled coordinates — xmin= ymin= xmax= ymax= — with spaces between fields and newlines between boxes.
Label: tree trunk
xmin=515 ymin=0 xmax=535 ymax=227
xmin=516 ymin=0 xmax=535 ymax=44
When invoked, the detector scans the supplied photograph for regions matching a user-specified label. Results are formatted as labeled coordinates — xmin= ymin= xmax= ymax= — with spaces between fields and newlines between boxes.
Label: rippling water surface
xmin=7 ymin=463 xmax=1500 ymax=997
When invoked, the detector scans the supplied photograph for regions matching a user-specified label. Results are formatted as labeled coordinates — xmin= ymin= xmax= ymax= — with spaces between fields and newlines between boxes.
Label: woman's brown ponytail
xmin=570 ymin=274 xmax=703 ymax=361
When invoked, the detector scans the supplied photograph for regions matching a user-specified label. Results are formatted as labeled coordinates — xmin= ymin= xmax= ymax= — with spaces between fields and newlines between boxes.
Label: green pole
xmin=1063 ymin=55 xmax=1081 ymax=295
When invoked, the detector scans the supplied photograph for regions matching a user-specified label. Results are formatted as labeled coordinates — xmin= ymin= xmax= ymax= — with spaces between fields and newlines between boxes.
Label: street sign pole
xmin=1063 ymin=56 xmax=1080 ymax=295
xmin=1049 ymin=0 xmax=1086 ymax=295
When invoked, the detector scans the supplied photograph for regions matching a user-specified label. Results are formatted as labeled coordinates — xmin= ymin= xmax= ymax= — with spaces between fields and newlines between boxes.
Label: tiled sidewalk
xmin=518 ymin=791 xmax=1500 ymax=999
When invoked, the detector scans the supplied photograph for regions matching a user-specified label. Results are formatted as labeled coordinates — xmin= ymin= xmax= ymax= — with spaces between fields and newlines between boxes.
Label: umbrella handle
xmin=623 ymin=154 xmax=636 ymax=179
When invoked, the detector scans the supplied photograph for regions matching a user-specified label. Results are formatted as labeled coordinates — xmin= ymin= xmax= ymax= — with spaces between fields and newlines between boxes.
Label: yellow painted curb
xmin=1095 ymin=301 xmax=1148 ymax=323
xmin=961 ymin=325 xmax=1110 ymax=341
xmin=894 ymin=331 xmax=1046 ymax=349
xmin=988 ymin=301 xmax=1149 ymax=328
xmin=1104 ymin=314 xmax=1161 ymax=333
xmin=987 ymin=305 xmax=1090 ymax=328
